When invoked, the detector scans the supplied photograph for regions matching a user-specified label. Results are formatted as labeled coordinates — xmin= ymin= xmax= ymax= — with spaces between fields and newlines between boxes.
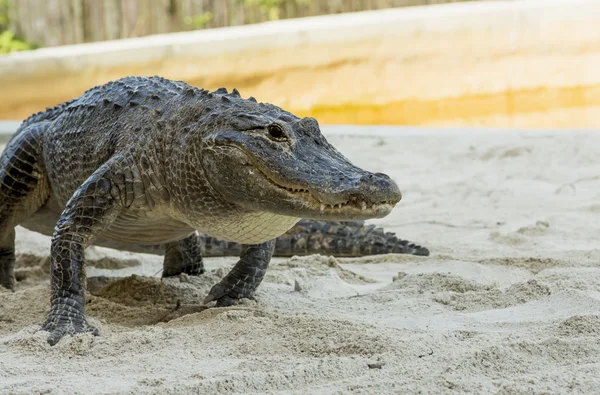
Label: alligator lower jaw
xmin=318 ymin=202 xmax=394 ymax=214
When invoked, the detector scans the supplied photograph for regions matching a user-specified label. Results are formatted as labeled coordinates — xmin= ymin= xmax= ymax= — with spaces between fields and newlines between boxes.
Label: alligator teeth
xmin=361 ymin=201 xmax=367 ymax=211
xmin=285 ymin=187 xmax=310 ymax=193
xmin=320 ymin=204 xmax=325 ymax=212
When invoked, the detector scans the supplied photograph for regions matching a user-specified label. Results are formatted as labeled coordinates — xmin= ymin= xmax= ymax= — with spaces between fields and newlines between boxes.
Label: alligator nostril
xmin=354 ymin=171 xmax=401 ymax=205
xmin=374 ymin=172 xmax=390 ymax=180
xmin=360 ymin=174 xmax=374 ymax=182
xmin=360 ymin=173 xmax=392 ymax=183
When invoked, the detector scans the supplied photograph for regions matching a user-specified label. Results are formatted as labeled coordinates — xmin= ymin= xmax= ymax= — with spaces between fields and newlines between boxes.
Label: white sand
xmin=1 ymin=127 xmax=599 ymax=394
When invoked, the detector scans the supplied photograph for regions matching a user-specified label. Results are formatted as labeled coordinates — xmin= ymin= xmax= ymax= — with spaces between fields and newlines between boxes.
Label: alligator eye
xmin=267 ymin=124 xmax=287 ymax=141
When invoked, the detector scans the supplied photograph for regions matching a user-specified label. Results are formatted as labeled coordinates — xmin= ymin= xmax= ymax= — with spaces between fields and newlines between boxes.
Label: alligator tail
xmin=201 ymin=219 xmax=429 ymax=257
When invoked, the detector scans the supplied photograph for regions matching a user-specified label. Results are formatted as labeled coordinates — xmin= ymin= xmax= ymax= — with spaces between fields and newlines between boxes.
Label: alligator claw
xmin=203 ymin=281 xmax=253 ymax=307
xmin=41 ymin=314 xmax=99 ymax=346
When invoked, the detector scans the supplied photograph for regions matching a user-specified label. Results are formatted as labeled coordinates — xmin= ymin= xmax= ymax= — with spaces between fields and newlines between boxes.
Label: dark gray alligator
xmin=0 ymin=76 xmax=422 ymax=345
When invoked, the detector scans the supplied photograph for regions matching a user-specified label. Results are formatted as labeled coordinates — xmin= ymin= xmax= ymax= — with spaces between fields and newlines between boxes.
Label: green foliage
xmin=0 ymin=30 xmax=32 ymax=54
xmin=0 ymin=0 xmax=9 ymax=28
xmin=242 ymin=0 xmax=311 ymax=21
xmin=243 ymin=0 xmax=284 ymax=9
xmin=0 ymin=0 xmax=35 ymax=54
xmin=184 ymin=11 xmax=213 ymax=29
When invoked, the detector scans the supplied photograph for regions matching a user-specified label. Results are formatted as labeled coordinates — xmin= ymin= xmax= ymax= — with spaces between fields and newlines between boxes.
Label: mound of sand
xmin=1 ymin=128 xmax=600 ymax=394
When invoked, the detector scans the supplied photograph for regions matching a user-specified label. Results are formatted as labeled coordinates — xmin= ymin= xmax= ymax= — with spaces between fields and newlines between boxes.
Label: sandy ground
xmin=1 ymin=127 xmax=599 ymax=394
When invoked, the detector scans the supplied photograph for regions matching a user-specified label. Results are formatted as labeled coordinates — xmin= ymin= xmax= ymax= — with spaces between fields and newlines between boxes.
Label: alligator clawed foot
xmin=191 ymin=268 xmax=206 ymax=276
xmin=41 ymin=314 xmax=100 ymax=346
xmin=203 ymin=281 xmax=254 ymax=307
xmin=0 ymin=268 xmax=15 ymax=292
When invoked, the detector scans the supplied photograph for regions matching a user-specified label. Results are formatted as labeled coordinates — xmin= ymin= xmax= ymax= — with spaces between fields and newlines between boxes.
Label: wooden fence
xmin=7 ymin=0 xmax=477 ymax=47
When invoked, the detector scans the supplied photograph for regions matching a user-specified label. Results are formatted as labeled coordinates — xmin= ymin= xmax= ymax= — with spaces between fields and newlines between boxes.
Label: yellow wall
xmin=1 ymin=0 xmax=600 ymax=128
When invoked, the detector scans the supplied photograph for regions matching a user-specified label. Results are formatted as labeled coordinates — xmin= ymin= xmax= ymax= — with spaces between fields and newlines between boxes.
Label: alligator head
xmin=198 ymin=91 xmax=402 ymax=221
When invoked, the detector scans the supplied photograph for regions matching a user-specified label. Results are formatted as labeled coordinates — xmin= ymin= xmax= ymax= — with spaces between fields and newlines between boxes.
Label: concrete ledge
xmin=1 ymin=0 xmax=600 ymax=128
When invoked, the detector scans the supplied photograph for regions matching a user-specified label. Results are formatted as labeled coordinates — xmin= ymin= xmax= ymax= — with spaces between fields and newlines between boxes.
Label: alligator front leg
xmin=41 ymin=159 xmax=124 ymax=345
xmin=203 ymin=240 xmax=275 ymax=307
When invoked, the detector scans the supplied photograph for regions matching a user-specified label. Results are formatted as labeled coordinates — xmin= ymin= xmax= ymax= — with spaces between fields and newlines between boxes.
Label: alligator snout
xmin=308 ymin=171 xmax=402 ymax=208
xmin=353 ymin=172 xmax=402 ymax=205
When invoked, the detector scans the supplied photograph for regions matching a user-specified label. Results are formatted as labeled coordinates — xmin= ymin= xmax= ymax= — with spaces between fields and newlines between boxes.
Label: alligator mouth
xmin=273 ymin=183 xmax=395 ymax=213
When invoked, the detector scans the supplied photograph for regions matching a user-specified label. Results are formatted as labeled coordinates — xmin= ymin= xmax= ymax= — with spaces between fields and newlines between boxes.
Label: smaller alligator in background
xmin=106 ymin=219 xmax=430 ymax=258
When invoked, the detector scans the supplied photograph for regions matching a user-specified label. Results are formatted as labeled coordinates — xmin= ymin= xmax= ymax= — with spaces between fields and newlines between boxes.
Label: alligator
xmin=0 ymin=76 xmax=421 ymax=345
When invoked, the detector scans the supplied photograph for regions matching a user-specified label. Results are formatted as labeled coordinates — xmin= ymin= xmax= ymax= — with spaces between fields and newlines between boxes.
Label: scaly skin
xmin=162 ymin=232 xmax=206 ymax=277
xmin=0 ymin=76 xmax=409 ymax=345
xmin=106 ymin=219 xmax=430 ymax=258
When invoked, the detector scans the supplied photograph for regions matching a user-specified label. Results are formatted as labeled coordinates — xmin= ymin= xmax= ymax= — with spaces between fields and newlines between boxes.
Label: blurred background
xmin=2 ymin=0 xmax=474 ymax=46
xmin=1 ymin=0 xmax=599 ymax=129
